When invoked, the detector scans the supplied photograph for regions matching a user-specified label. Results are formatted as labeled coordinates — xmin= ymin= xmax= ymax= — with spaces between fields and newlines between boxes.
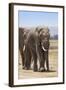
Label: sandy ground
xmin=18 ymin=40 xmax=58 ymax=79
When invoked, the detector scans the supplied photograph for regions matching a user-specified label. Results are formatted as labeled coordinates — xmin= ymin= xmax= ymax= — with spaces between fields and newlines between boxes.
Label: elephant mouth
xmin=42 ymin=46 xmax=47 ymax=52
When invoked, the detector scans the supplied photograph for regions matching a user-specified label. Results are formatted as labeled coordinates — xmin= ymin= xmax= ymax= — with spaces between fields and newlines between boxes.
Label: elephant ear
xmin=35 ymin=27 xmax=43 ymax=35
xmin=41 ymin=27 xmax=50 ymax=36
xmin=44 ymin=27 xmax=50 ymax=38
xmin=36 ymin=26 xmax=50 ymax=38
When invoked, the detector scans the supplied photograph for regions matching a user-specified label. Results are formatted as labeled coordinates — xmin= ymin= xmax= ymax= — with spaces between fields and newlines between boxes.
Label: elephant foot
xmin=46 ymin=68 xmax=49 ymax=72
xmin=33 ymin=66 xmax=38 ymax=72
xmin=39 ymin=67 xmax=46 ymax=72
xmin=33 ymin=68 xmax=38 ymax=72
xmin=22 ymin=66 xmax=30 ymax=70
xmin=22 ymin=66 xmax=25 ymax=69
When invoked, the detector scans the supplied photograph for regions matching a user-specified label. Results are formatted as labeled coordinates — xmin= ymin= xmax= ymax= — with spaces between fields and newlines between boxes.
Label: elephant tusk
xmin=42 ymin=46 xmax=47 ymax=52
xmin=23 ymin=45 xmax=25 ymax=51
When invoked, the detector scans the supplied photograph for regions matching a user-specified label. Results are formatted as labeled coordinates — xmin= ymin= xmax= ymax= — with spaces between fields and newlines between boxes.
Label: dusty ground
xmin=18 ymin=40 xmax=58 ymax=79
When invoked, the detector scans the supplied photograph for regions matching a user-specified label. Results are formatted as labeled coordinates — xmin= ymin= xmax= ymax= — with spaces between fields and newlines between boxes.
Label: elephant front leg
xmin=45 ymin=51 xmax=49 ymax=71
xmin=19 ymin=48 xmax=25 ymax=69
xmin=32 ymin=51 xmax=38 ymax=72
xmin=24 ymin=46 xmax=31 ymax=70
xmin=39 ymin=51 xmax=46 ymax=72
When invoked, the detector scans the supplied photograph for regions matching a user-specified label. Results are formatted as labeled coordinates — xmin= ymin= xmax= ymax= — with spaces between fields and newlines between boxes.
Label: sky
xmin=18 ymin=11 xmax=58 ymax=28
xmin=18 ymin=11 xmax=58 ymax=36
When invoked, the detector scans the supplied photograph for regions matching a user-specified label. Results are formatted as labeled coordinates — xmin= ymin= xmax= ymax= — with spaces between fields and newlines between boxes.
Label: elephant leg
xmin=24 ymin=45 xmax=31 ymax=70
xmin=19 ymin=48 xmax=25 ymax=69
xmin=45 ymin=51 xmax=49 ymax=71
xmin=40 ymin=52 xmax=46 ymax=71
xmin=31 ymin=49 xmax=37 ymax=72
xmin=38 ymin=49 xmax=45 ymax=72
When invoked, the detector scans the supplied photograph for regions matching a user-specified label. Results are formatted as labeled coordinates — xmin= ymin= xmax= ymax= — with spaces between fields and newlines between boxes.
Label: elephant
xmin=19 ymin=27 xmax=50 ymax=72
xmin=19 ymin=28 xmax=30 ymax=68
xmin=36 ymin=27 xmax=50 ymax=71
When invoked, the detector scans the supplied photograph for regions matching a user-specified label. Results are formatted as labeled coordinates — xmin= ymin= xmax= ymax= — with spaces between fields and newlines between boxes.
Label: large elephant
xmin=19 ymin=27 xmax=50 ymax=72
xmin=36 ymin=27 xmax=50 ymax=71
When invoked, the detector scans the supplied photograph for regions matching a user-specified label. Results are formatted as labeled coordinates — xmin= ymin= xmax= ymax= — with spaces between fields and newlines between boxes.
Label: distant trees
xmin=50 ymin=34 xmax=58 ymax=40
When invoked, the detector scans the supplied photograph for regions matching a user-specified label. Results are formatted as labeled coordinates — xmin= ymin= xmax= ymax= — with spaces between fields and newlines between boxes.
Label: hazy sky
xmin=18 ymin=11 xmax=58 ymax=28
xmin=18 ymin=11 xmax=58 ymax=36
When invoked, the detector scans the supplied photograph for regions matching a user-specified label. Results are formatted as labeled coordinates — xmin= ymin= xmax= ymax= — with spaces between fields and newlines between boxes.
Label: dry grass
xmin=18 ymin=40 xmax=58 ymax=79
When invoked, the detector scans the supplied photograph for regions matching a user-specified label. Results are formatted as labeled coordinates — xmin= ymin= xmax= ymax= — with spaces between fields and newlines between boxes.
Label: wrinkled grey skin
xmin=19 ymin=27 xmax=50 ymax=72
xmin=36 ymin=27 xmax=50 ymax=71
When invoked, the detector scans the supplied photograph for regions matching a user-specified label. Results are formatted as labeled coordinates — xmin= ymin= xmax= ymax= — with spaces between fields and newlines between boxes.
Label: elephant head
xmin=36 ymin=27 xmax=50 ymax=52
